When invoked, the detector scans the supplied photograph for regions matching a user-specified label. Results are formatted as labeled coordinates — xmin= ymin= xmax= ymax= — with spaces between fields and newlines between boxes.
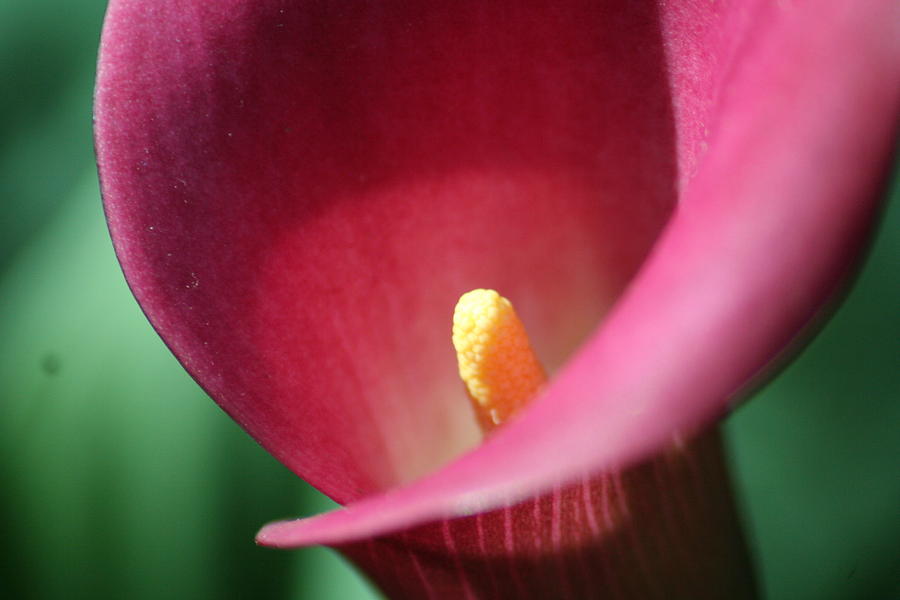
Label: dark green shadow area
xmin=728 ymin=174 xmax=900 ymax=600
xmin=0 ymin=0 xmax=110 ymax=274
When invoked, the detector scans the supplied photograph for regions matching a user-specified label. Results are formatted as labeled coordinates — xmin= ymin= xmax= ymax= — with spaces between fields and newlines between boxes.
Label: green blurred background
xmin=1 ymin=1 xmax=897 ymax=598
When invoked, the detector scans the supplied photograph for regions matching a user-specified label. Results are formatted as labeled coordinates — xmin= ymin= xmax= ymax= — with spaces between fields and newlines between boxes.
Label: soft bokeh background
xmin=1 ymin=1 xmax=897 ymax=598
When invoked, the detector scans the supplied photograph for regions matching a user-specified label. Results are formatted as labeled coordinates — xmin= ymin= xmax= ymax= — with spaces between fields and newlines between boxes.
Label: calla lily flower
xmin=95 ymin=0 xmax=898 ymax=598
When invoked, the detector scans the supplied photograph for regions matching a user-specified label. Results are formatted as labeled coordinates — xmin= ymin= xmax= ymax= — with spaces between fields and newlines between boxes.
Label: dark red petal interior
xmin=97 ymin=0 xmax=898 ymax=547
xmin=97 ymin=0 xmax=678 ymax=500
xmin=254 ymin=0 xmax=899 ymax=546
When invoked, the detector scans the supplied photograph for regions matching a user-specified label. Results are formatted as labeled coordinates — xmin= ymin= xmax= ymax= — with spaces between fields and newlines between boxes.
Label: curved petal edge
xmin=257 ymin=0 xmax=899 ymax=548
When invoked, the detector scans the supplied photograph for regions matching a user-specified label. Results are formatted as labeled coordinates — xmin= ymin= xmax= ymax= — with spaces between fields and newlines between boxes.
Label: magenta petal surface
xmin=96 ymin=0 xmax=898 ymax=549
xmin=255 ymin=0 xmax=899 ymax=546
xmin=97 ymin=0 xmax=679 ymax=501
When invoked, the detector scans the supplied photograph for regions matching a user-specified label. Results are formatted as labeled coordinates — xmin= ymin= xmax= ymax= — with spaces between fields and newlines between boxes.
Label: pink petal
xmin=97 ymin=1 xmax=679 ymax=500
xmin=257 ymin=0 xmax=899 ymax=546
